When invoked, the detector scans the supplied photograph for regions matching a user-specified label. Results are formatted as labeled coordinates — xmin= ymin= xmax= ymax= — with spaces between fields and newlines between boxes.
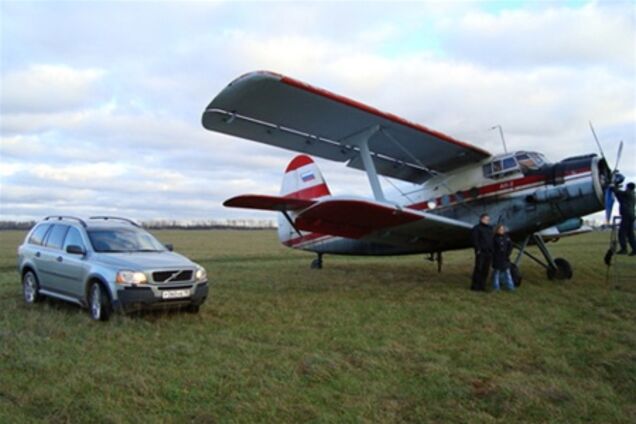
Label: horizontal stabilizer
xmin=223 ymin=194 xmax=315 ymax=212
xmin=295 ymin=199 xmax=421 ymax=238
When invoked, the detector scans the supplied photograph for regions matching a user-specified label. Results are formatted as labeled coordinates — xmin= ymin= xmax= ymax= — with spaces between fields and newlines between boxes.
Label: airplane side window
xmin=482 ymin=163 xmax=492 ymax=178
xmin=492 ymin=161 xmax=503 ymax=173
xmin=503 ymin=157 xmax=516 ymax=170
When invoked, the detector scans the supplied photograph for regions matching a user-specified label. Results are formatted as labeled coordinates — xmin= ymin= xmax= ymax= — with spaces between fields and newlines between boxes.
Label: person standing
xmin=492 ymin=224 xmax=515 ymax=291
xmin=471 ymin=213 xmax=493 ymax=291
xmin=613 ymin=182 xmax=636 ymax=256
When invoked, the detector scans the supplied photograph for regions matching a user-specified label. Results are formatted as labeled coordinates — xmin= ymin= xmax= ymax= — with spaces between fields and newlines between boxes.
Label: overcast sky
xmin=1 ymin=0 xmax=634 ymax=223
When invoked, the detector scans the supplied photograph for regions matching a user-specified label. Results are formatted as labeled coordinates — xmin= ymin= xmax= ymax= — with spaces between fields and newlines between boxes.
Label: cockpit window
xmin=515 ymin=151 xmax=547 ymax=171
xmin=483 ymin=155 xmax=521 ymax=179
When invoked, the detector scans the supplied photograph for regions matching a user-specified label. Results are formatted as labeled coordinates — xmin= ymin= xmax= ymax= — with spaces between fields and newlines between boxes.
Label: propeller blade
xmin=604 ymin=187 xmax=615 ymax=224
xmin=589 ymin=121 xmax=606 ymax=160
xmin=614 ymin=140 xmax=623 ymax=171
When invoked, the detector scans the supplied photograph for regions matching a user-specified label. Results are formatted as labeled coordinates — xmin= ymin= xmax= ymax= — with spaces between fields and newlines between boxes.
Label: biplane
xmin=202 ymin=71 xmax=620 ymax=282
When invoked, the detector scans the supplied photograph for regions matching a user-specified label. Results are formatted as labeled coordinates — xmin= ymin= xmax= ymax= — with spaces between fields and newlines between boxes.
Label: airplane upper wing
xmin=202 ymin=71 xmax=491 ymax=184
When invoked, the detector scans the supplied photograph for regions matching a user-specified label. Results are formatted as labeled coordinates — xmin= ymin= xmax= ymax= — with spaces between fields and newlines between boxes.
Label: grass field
xmin=0 ymin=230 xmax=634 ymax=423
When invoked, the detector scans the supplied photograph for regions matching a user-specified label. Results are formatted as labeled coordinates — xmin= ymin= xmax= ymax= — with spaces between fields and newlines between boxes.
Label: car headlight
xmin=116 ymin=270 xmax=147 ymax=285
xmin=195 ymin=266 xmax=207 ymax=282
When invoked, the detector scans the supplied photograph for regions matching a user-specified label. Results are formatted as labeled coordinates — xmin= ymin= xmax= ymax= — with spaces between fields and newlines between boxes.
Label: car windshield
xmin=87 ymin=228 xmax=166 ymax=253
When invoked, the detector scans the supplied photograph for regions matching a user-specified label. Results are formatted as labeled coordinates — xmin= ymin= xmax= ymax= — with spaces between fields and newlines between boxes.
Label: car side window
xmin=63 ymin=227 xmax=85 ymax=251
xmin=29 ymin=224 xmax=51 ymax=246
xmin=45 ymin=224 xmax=70 ymax=250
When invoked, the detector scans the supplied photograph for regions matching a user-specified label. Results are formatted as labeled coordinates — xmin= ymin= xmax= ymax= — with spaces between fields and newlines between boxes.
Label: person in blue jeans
xmin=492 ymin=224 xmax=515 ymax=292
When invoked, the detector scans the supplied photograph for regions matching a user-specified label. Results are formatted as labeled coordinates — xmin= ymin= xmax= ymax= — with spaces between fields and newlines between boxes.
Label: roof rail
xmin=43 ymin=216 xmax=88 ymax=228
xmin=89 ymin=216 xmax=141 ymax=227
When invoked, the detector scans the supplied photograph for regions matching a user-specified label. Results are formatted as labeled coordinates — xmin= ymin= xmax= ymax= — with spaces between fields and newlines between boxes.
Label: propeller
xmin=588 ymin=122 xmax=624 ymax=224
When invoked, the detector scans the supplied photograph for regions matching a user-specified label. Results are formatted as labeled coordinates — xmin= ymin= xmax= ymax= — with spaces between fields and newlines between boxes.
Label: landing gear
xmin=311 ymin=253 xmax=323 ymax=269
xmin=549 ymin=258 xmax=573 ymax=280
xmin=514 ymin=234 xmax=573 ymax=281
xmin=426 ymin=252 xmax=443 ymax=272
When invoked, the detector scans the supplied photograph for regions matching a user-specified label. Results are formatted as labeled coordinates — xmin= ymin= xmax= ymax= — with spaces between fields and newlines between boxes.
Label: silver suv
xmin=17 ymin=216 xmax=209 ymax=321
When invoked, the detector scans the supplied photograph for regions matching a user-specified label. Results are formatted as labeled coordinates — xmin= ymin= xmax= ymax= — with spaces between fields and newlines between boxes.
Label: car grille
xmin=152 ymin=270 xmax=193 ymax=283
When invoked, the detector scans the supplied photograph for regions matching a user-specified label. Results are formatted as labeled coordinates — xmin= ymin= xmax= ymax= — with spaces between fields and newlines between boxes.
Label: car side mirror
xmin=66 ymin=245 xmax=86 ymax=255
xmin=165 ymin=243 xmax=174 ymax=252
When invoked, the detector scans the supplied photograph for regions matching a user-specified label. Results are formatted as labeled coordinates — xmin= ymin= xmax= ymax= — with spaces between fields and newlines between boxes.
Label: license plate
xmin=161 ymin=289 xmax=190 ymax=299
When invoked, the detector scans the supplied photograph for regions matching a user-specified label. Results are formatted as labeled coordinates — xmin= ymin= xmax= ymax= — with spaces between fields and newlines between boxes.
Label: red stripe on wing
xmin=280 ymin=75 xmax=490 ymax=157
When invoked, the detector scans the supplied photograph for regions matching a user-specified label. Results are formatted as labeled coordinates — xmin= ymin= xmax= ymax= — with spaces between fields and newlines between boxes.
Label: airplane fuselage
xmin=279 ymin=151 xmax=609 ymax=255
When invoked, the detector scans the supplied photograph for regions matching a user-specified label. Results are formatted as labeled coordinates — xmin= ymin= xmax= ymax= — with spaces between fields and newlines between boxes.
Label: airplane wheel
xmin=510 ymin=263 xmax=522 ymax=287
xmin=547 ymin=258 xmax=573 ymax=280
xmin=310 ymin=258 xmax=322 ymax=270
xmin=554 ymin=258 xmax=573 ymax=280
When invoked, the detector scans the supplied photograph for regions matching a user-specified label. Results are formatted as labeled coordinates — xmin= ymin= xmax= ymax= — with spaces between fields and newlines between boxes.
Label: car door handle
xmin=35 ymin=252 xmax=41 ymax=258
xmin=57 ymin=256 xmax=63 ymax=262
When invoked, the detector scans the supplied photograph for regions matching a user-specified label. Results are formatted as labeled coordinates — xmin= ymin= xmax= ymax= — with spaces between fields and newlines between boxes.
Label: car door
xmin=40 ymin=224 xmax=70 ymax=294
xmin=59 ymin=227 xmax=90 ymax=297
xmin=26 ymin=223 xmax=53 ymax=288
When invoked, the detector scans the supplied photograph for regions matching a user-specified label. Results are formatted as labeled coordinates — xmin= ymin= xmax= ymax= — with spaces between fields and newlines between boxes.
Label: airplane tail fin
xmin=280 ymin=155 xmax=331 ymax=199
xmin=278 ymin=155 xmax=330 ymax=243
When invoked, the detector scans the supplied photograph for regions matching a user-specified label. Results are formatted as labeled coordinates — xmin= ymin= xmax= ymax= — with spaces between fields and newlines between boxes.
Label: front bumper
xmin=113 ymin=282 xmax=209 ymax=312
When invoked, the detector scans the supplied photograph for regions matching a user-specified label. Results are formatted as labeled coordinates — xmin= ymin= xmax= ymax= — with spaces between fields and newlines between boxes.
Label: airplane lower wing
xmin=294 ymin=199 xmax=472 ymax=249
xmin=225 ymin=194 xmax=473 ymax=250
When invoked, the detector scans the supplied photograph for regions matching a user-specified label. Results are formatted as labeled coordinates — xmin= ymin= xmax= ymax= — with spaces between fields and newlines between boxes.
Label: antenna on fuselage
xmin=490 ymin=124 xmax=508 ymax=153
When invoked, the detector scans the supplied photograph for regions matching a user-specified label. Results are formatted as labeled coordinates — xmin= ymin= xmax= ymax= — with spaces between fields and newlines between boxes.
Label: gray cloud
xmin=1 ymin=1 xmax=634 ymax=223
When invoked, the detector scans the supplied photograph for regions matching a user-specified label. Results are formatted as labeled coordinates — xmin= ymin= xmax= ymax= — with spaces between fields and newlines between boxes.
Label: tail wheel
xmin=22 ymin=271 xmax=42 ymax=304
xmin=88 ymin=282 xmax=112 ymax=321
xmin=510 ymin=263 xmax=522 ymax=287
xmin=547 ymin=258 xmax=573 ymax=280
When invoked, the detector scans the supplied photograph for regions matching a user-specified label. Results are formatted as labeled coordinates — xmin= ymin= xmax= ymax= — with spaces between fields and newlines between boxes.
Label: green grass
xmin=0 ymin=230 xmax=634 ymax=423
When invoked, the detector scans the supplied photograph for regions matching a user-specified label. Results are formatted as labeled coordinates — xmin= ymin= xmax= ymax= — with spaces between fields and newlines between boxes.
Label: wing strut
xmin=282 ymin=211 xmax=303 ymax=237
xmin=341 ymin=125 xmax=385 ymax=201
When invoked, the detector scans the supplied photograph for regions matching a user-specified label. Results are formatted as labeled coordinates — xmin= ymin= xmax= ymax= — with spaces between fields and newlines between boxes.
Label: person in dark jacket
xmin=613 ymin=182 xmax=635 ymax=256
xmin=470 ymin=213 xmax=493 ymax=291
xmin=492 ymin=224 xmax=515 ymax=291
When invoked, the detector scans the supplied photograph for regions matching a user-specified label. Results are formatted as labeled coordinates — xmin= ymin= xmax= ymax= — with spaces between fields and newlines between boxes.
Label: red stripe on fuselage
xmin=409 ymin=168 xmax=591 ymax=211
xmin=282 ymin=232 xmax=329 ymax=247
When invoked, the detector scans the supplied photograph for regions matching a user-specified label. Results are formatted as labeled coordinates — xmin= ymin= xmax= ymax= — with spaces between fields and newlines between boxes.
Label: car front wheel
xmin=22 ymin=271 xmax=42 ymax=304
xmin=88 ymin=282 xmax=112 ymax=321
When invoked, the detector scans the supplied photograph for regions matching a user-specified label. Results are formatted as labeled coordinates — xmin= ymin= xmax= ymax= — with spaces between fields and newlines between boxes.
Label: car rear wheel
xmin=22 ymin=271 xmax=42 ymax=304
xmin=88 ymin=282 xmax=112 ymax=321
